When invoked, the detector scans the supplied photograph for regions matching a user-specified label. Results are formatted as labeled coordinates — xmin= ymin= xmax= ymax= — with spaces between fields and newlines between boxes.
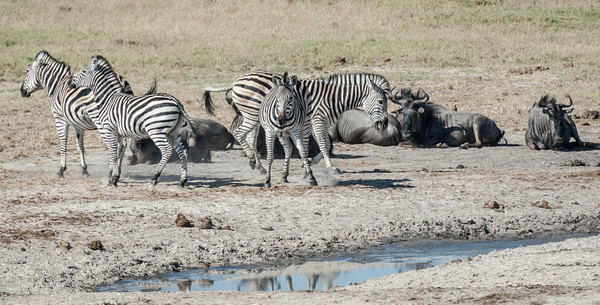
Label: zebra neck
xmin=42 ymin=67 xmax=70 ymax=98
xmin=90 ymin=70 xmax=123 ymax=104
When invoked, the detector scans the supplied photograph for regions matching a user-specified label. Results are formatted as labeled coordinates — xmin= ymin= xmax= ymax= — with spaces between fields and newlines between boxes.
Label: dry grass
xmin=1 ymin=0 xmax=599 ymax=161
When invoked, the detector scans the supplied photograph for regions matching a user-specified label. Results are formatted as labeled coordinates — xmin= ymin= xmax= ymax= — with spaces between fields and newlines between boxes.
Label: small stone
xmin=59 ymin=241 xmax=72 ymax=250
xmin=175 ymin=213 xmax=192 ymax=227
xmin=456 ymin=164 xmax=465 ymax=169
xmin=261 ymin=226 xmax=274 ymax=231
xmin=89 ymin=240 xmax=104 ymax=251
xmin=197 ymin=217 xmax=214 ymax=229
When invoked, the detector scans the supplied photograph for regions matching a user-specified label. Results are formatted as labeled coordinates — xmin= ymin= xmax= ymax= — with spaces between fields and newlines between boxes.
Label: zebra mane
xmin=92 ymin=55 xmax=123 ymax=92
xmin=36 ymin=50 xmax=71 ymax=74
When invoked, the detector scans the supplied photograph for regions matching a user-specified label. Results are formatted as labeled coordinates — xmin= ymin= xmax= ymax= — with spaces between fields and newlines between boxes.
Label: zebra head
xmin=362 ymin=80 xmax=389 ymax=131
xmin=21 ymin=51 xmax=64 ymax=97
xmin=70 ymin=55 xmax=120 ymax=92
xmin=265 ymin=72 xmax=301 ymax=128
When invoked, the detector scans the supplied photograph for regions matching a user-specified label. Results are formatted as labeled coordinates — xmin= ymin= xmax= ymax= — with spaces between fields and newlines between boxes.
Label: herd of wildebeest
xmin=20 ymin=51 xmax=589 ymax=187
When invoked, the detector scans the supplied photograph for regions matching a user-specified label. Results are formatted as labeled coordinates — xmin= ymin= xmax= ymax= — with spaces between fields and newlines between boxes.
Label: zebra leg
xmin=248 ymin=126 xmax=266 ymax=174
xmin=293 ymin=130 xmax=317 ymax=186
xmin=103 ymin=133 xmax=120 ymax=186
xmin=74 ymin=129 xmax=89 ymax=177
xmin=172 ymin=135 xmax=188 ymax=187
xmin=233 ymin=124 xmax=265 ymax=173
xmin=311 ymin=120 xmax=340 ymax=174
xmin=263 ymin=131 xmax=275 ymax=188
xmin=113 ymin=136 xmax=127 ymax=184
xmin=279 ymin=136 xmax=293 ymax=183
xmin=55 ymin=119 xmax=68 ymax=178
xmin=150 ymin=134 xmax=173 ymax=186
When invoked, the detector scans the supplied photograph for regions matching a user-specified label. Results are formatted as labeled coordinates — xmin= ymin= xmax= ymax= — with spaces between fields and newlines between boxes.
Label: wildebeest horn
xmin=416 ymin=88 xmax=430 ymax=103
xmin=559 ymin=94 xmax=573 ymax=108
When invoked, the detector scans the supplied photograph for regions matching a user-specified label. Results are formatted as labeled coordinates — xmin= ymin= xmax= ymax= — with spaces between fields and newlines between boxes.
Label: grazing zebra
xmin=20 ymin=51 xmax=152 ymax=178
xmin=259 ymin=72 xmax=316 ymax=188
xmin=203 ymin=71 xmax=388 ymax=174
xmin=69 ymin=55 xmax=198 ymax=186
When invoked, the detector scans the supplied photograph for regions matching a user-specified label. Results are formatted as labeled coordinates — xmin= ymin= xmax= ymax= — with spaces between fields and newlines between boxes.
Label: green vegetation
xmin=2 ymin=0 xmax=598 ymax=84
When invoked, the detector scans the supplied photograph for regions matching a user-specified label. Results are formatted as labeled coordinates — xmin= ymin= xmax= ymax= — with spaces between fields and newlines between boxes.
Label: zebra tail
xmin=144 ymin=79 xmax=158 ymax=95
xmin=178 ymin=103 xmax=201 ymax=137
xmin=202 ymin=85 xmax=233 ymax=116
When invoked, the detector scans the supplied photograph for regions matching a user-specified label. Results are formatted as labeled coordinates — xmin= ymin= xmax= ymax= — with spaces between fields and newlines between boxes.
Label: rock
xmin=89 ymin=240 xmax=104 ymax=251
xmin=197 ymin=217 xmax=214 ymax=229
xmin=175 ymin=213 xmax=192 ymax=228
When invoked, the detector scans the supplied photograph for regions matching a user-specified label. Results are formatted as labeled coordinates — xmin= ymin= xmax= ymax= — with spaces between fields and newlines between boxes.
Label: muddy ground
xmin=1 ymin=72 xmax=600 ymax=304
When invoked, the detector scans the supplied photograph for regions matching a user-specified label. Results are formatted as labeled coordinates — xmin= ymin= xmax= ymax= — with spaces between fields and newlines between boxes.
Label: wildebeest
xmin=126 ymin=124 xmax=210 ymax=165
xmin=525 ymin=94 xmax=583 ymax=150
xmin=329 ymin=109 xmax=402 ymax=146
xmin=396 ymin=88 xmax=505 ymax=148
xmin=194 ymin=118 xmax=235 ymax=150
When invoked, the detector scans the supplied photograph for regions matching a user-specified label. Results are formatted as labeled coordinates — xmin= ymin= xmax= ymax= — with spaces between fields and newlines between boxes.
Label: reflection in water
xmin=99 ymin=236 xmax=581 ymax=293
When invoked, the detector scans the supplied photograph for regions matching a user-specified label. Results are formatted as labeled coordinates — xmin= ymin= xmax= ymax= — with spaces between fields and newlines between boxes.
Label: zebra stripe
xmin=20 ymin=51 xmax=141 ymax=179
xmin=259 ymin=72 xmax=316 ymax=187
xmin=70 ymin=55 xmax=197 ymax=186
xmin=203 ymin=71 xmax=388 ymax=174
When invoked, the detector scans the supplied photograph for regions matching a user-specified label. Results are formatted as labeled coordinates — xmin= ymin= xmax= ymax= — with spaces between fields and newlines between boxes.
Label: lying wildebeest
xmin=329 ymin=109 xmax=402 ymax=146
xmin=396 ymin=88 xmax=505 ymax=148
xmin=525 ymin=94 xmax=583 ymax=150
xmin=127 ymin=123 xmax=210 ymax=165
xmin=194 ymin=118 xmax=235 ymax=150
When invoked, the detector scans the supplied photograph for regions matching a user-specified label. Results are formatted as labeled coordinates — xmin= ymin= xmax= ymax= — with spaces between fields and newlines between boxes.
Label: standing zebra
xmin=259 ymin=72 xmax=316 ymax=188
xmin=20 ymin=51 xmax=151 ymax=178
xmin=69 ymin=55 xmax=198 ymax=186
xmin=203 ymin=71 xmax=389 ymax=174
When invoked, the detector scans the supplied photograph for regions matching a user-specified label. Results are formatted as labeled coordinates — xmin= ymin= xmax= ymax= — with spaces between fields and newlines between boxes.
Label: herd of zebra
xmin=20 ymin=51 xmax=398 ymax=187
xmin=20 ymin=51 xmax=584 ymax=188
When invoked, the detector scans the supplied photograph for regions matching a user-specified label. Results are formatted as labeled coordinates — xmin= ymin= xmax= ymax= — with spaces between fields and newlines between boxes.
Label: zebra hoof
xmin=81 ymin=169 xmax=90 ymax=177
xmin=179 ymin=178 xmax=187 ymax=187
xmin=258 ymin=167 xmax=267 ymax=175
xmin=329 ymin=167 xmax=342 ymax=175
xmin=57 ymin=170 xmax=65 ymax=179
xmin=263 ymin=182 xmax=271 ymax=188
xmin=249 ymin=160 xmax=257 ymax=170
xmin=308 ymin=177 xmax=318 ymax=186
xmin=151 ymin=179 xmax=158 ymax=186
xmin=281 ymin=177 xmax=289 ymax=183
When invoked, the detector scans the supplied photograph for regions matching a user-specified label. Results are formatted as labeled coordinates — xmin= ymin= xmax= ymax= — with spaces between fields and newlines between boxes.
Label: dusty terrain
xmin=1 ymin=63 xmax=600 ymax=304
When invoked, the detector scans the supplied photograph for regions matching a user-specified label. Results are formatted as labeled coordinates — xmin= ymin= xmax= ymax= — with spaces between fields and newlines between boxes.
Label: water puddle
xmin=99 ymin=235 xmax=580 ymax=292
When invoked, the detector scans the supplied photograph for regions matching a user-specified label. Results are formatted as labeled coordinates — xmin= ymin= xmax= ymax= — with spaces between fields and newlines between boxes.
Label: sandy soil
xmin=1 ymin=68 xmax=600 ymax=304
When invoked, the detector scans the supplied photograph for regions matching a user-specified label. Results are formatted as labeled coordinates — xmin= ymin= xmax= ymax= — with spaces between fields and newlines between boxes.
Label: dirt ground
xmin=1 ymin=68 xmax=600 ymax=304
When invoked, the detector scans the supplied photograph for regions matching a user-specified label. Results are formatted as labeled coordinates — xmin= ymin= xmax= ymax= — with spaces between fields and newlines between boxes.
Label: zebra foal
xmin=259 ymin=72 xmax=316 ymax=188
xmin=20 ymin=51 xmax=147 ymax=178
xmin=69 ymin=55 xmax=198 ymax=186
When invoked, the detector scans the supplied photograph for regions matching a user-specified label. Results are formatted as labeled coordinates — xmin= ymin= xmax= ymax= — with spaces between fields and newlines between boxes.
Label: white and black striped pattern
xmin=203 ymin=71 xmax=388 ymax=174
xmin=70 ymin=55 xmax=197 ymax=186
xmin=20 ymin=51 xmax=141 ymax=179
xmin=320 ymin=72 xmax=396 ymax=103
xmin=259 ymin=72 xmax=316 ymax=187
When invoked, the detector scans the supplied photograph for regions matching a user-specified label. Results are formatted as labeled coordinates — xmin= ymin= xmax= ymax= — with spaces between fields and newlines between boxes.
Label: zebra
xmin=203 ymin=71 xmax=388 ymax=174
xmin=20 ymin=51 xmax=154 ymax=179
xmin=69 ymin=55 xmax=198 ymax=187
xmin=259 ymin=72 xmax=316 ymax=188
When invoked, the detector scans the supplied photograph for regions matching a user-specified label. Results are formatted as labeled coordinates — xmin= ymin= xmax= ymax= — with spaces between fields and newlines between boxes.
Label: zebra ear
xmin=91 ymin=56 xmax=100 ymax=68
xmin=288 ymin=75 xmax=298 ymax=87
xmin=272 ymin=75 xmax=283 ymax=86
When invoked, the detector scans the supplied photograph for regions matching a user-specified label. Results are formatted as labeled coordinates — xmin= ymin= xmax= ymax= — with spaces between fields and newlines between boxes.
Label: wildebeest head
xmin=532 ymin=94 xmax=574 ymax=150
xmin=394 ymin=88 xmax=430 ymax=142
xmin=362 ymin=80 xmax=389 ymax=131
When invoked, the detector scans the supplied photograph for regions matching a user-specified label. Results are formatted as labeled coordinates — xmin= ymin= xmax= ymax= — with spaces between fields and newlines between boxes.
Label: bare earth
xmin=1 ymin=67 xmax=600 ymax=304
